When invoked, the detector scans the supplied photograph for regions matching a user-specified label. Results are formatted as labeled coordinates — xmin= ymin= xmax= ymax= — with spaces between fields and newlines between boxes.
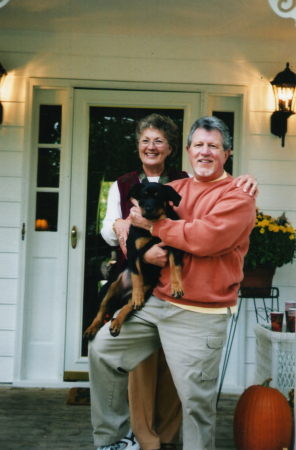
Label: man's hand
xmin=235 ymin=174 xmax=258 ymax=198
xmin=143 ymin=243 xmax=168 ymax=267
xmin=130 ymin=205 xmax=154 ymax=231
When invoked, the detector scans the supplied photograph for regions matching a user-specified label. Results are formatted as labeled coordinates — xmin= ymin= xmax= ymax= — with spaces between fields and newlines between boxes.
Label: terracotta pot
xmin=240 ymin=267 xmax=276 ymax=297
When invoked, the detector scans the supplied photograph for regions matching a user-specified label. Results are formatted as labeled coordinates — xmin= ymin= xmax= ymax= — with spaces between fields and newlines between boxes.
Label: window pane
xmin=37 ymin=148 xmax=60 ymax=188
xmin=212 ymin=111 xmax=234 ymax=175
xmin=39 ymin=105 xmax=62 ymax=144
xmin=88 ymin=106 xmax=184 ymax=182
xmin=223 ymin=154 xmax=233 ymax=176
xmin=35 ymin=192 xmax=59 ymax=232
xmin=81 ymin=106 xmax=184 ymax=357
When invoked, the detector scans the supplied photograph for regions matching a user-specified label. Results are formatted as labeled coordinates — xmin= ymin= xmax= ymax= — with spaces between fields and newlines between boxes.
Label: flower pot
xmin=240 ymin=267 xmax=276 ymax=297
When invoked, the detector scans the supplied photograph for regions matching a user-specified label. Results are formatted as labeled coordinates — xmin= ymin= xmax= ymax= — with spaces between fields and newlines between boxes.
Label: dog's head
xmin=127 ymin=182 xmax=181 ymax=220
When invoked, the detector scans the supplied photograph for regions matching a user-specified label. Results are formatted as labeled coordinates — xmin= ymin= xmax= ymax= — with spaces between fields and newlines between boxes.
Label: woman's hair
xmin=187 ymin=116 xmax=231 ymax=151
xmin=136 ymin=113 xmax=179 ymax=157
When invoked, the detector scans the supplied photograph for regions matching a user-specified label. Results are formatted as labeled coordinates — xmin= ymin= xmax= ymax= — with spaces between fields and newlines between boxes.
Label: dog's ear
xmin=163 ymin=185 xmax=182 ymax=206
xmin=127 ymin=183 xmax=142 ymax=201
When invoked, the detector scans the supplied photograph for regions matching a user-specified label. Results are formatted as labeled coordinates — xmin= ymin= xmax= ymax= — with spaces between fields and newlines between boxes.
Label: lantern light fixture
xmin=0 ymin=62 xmax=7 ymax=125
xmin=270 ymin=62 xmax=296 ymax=147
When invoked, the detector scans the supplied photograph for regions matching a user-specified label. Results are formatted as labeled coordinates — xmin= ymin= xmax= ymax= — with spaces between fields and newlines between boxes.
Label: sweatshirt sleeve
xmin=152 ymin=188 xmax=256 ymax=257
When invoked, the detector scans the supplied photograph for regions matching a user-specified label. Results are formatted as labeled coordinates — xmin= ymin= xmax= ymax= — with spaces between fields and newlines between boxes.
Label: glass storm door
xmin=64 ymin=89 xmax=200 ymax=379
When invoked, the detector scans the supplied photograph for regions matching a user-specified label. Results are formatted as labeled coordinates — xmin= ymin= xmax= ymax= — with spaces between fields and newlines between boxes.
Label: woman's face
xmin=138 ymin=128 xmax=172 ymax=172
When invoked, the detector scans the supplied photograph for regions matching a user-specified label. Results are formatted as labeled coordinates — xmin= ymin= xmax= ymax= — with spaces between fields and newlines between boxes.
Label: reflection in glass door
xmin=81 ymin=107 xmax=184 ymax=356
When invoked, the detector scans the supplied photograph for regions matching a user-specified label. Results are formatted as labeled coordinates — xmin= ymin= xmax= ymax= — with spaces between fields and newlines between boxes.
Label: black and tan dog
xmin=83 ymin=182 xmax=184 ymax=339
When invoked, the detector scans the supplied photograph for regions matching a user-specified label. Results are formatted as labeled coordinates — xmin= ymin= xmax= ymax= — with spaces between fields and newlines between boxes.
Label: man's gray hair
xmin=187 ymin=116 xmax=231 ymax=151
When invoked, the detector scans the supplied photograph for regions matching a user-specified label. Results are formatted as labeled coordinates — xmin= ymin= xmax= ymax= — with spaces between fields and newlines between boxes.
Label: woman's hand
xmin=113 ymin=218 xmax=131 ymax=256
xmin=143 ymin=243 xmax=168 ymax=267
xmin=235 ymin=174 xmax=259 ymax=198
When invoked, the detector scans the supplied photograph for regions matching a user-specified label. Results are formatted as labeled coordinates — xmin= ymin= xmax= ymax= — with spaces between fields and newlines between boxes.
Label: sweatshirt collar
xmin=193 ymin=170 xmax=228 ymax=183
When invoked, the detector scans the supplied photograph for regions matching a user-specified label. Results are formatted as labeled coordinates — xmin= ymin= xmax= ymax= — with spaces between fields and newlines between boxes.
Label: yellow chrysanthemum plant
xmin=244 ymin=210 xmax=296 ymax=270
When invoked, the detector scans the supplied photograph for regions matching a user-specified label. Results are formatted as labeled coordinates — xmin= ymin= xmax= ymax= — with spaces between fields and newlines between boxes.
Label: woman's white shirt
xmin=101 ymin=176 xmax=160 ymax=246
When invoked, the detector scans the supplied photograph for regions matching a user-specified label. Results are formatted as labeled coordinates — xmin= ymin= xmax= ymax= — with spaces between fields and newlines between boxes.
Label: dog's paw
xmin=83 ymin=326 xmax=99 ymax=340
xmin=131 ymin=294 xmax=145 ymax=310
xmin=171 ymin=283 xmax=184 ymax=299
xmin=109 ymin=318 xmax=121 ymax=337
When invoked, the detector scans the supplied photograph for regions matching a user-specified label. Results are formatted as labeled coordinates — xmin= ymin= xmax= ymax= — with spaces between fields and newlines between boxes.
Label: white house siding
xmin=0 ymin=77 xmax=25 ymax=381
xmin=0 ymin=28 xmax=295 ymax=387
xmin=243 ymin=87 xmax=296 ymax=387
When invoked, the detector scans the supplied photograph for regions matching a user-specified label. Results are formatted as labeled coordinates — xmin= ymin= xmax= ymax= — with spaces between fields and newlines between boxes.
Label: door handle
xmin=71 ymin=226 xmax=78 ymax=249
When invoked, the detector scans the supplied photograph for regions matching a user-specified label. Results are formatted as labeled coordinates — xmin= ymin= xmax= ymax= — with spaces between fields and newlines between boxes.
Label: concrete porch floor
xmin=0 ymin=386 xmax=239 ymax=450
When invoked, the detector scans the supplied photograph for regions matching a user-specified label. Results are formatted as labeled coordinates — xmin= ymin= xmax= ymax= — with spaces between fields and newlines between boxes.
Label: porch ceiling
xmin=0 ymin=0 xmax=295 ymax=41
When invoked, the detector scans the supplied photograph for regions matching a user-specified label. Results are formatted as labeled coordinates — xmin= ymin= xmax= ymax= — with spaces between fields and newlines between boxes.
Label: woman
xmin=101 ymin=113 xmax=258 ymax=450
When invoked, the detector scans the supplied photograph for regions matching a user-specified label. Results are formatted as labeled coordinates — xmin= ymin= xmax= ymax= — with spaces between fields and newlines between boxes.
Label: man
xmin=88 ymin=116 xmax=256 ymax=450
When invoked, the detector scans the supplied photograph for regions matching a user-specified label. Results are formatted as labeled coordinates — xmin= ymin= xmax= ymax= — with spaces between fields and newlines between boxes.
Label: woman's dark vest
xmin=114 ymin=169 xmax=188 ymax=268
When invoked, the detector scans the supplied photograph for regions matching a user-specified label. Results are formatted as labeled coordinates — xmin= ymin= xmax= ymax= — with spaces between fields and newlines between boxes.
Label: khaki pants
xmin=129 ymin=348 xmax=182 ymax=450
xmin=88 ymin=295 xmax=230 ymax=450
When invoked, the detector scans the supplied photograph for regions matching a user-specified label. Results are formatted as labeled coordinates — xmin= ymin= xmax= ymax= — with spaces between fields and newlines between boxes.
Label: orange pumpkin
xmin=233 ymin=378 xmax=292 ymax=450
xmin=35 ymin=219 xmax=49 ymax=231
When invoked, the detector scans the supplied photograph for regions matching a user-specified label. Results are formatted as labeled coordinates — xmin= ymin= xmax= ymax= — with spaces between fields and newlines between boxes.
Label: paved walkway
xmin=0 ymin=386 xmax=238 ymax=450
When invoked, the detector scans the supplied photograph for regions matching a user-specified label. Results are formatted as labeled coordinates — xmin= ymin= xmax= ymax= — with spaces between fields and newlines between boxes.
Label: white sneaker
xmin=97 ymin=429 xmax=140 ymax=450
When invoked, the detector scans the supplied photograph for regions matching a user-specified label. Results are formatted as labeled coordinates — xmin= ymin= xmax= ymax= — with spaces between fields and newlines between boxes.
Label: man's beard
xmin=194 ymin=165 xmax=215 ymax=178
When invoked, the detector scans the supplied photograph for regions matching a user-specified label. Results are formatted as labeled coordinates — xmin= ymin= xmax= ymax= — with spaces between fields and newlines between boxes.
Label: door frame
xmin=64 ymin=88 xmax=201 ymax=377
xmin=14 ymin=78 xmax=249 ymax=387
xmin=13 ymin=83 xmax=74 ymax=386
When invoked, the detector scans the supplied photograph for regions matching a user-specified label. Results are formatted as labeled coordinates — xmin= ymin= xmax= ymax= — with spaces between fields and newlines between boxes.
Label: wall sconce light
xmin=270 ymin=62 xmax=296 ymax=147
xmin=0 ymin=62 xmax=7 ymax=125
